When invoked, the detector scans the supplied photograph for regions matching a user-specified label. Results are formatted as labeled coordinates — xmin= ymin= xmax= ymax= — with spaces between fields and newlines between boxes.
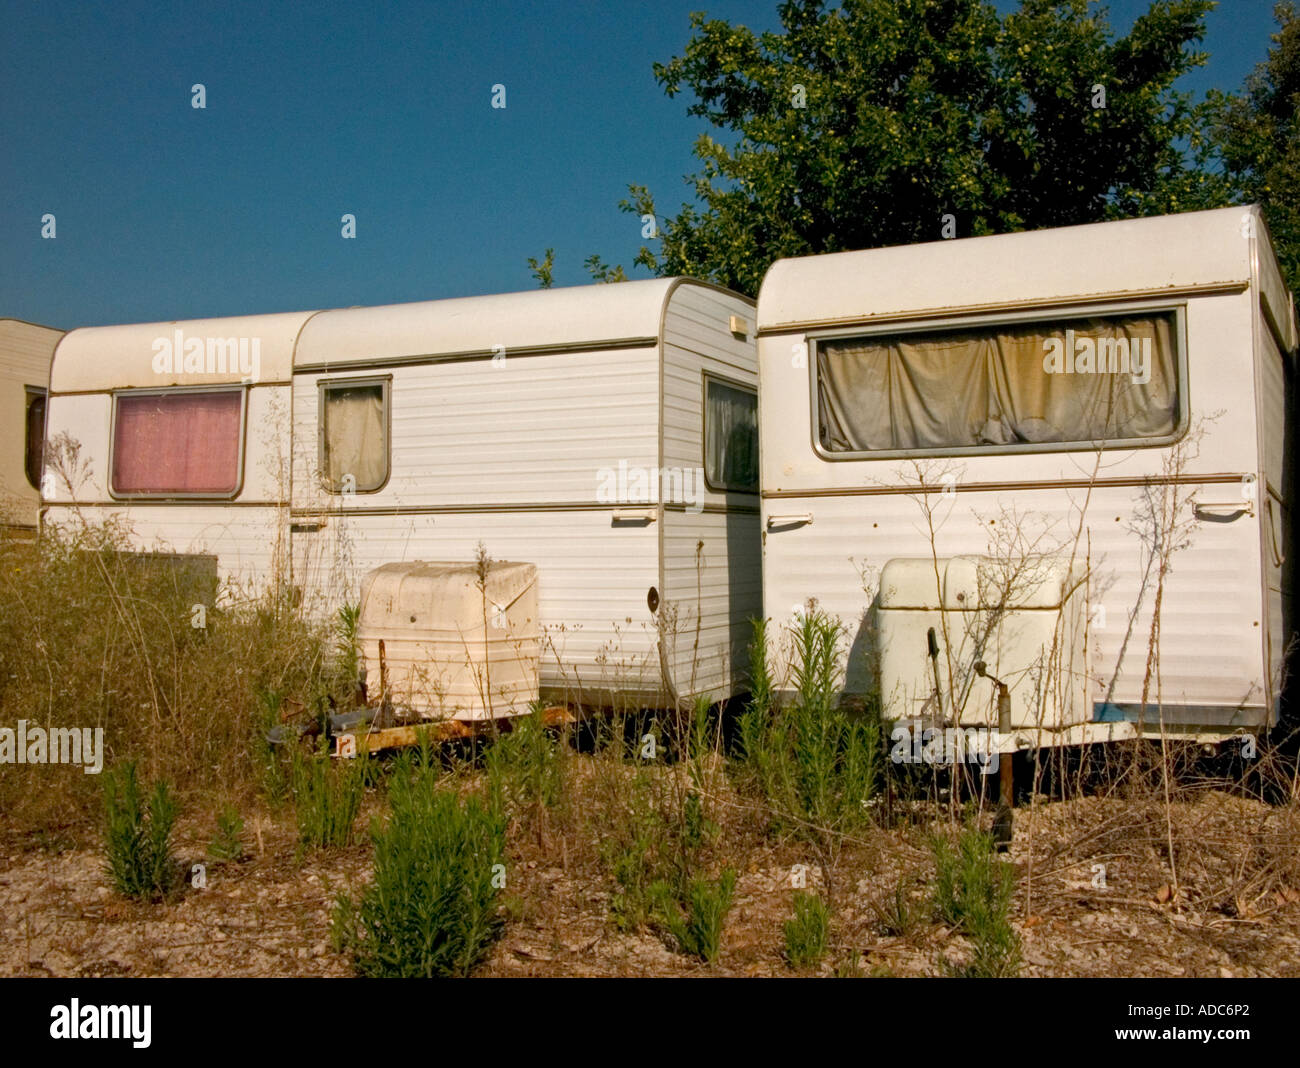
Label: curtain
xmin=25 ymin=392 xmax=45 ymax=489
xmin=323 ymin=384 xmax=386 ymax=491
xmin=817 ymin=314 xmax=1178 ymax=453
xmin=706 ymin=379 xmax=758 ymax=489
xmin=113 ymin=391 xmax=242 ymax=494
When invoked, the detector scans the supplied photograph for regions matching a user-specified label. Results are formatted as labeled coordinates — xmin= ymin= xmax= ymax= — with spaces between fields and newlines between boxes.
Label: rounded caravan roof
xmin=292 ymin=277 xmax=683 ymax=369
xmin=50 ymin=310 xmax=319 ymax=392
xmin=757 ymin=205 xmax=1260 ymax=334
xmin=47 ymin=277 xmax=707 ymax=391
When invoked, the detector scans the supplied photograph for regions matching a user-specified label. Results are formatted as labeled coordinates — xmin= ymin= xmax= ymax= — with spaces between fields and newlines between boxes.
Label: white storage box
xmin=357 ymin=560 xmax=540 ymax=721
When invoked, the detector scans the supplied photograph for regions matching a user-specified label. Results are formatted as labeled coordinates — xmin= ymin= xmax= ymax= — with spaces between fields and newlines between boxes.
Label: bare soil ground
xmin=2 ymin=786 xmax=1298 ymax=978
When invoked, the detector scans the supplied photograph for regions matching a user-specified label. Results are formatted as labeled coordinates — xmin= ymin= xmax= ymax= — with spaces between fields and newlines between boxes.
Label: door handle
xmin=1193 ymin=500 xmax=1253 ymax=520
xmin=767 ymin=513 xmax=813 ymax=529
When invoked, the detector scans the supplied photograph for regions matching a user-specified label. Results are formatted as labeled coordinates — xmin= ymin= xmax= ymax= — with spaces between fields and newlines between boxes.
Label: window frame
xmin=108 ymin=384 xmax=249 ymax=501
xmin=702 ymin=370 xmax=759 ymax=494
xmin=316 ymin=374 xmax=392 ymax=495
xmin=24 ymin=386 xmax=47 ymax=491
xmin=807 ymin=300 xmax=1190 ymax=462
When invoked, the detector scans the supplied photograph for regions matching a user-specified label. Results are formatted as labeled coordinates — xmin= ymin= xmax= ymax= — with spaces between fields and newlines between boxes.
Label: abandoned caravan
xmin=41 ymin=279 xmax=760 ymax=719
xmin=0 ymin=318 xmax=62 ymax=538
xmin=756 ymin=205 xmax=1298 ymax=747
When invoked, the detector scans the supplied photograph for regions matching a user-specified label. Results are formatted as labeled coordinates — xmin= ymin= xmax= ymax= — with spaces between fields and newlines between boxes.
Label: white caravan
xmin=756 ymin=206 xmax=1297 ymax=745
xmin=43 ymin=279 xmax=760 ymax=711
xmin=0 ymin=319 xmax=62 ymax=537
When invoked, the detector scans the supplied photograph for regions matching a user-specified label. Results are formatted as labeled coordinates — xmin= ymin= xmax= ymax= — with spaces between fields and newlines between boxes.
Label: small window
xmin=24 ymin=388 xmax=46 ymax=490
xmin=704 ymin=376 xmax=758 ymax=491
xmin=320 ymin=378 xmax=389 ymax=493
xmin=112 ymin=389 xmax=243 ymax=496
xmin=815 ymin=310 xmax=1181 ymax=456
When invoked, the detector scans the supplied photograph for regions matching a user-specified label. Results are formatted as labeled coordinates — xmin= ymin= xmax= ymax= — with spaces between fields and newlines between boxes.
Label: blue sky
xmin=0 ymin=0 xmax=1286 ymax=329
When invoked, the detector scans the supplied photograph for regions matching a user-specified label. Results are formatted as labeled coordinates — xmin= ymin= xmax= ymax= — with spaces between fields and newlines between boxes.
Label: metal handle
xmin=1193 ymin=500 xmax=1253 ymax=519
xmin=767 ymin=513 xmax=813 ymax=529
xmin=612 ymin=508 xmax=658 ymax=523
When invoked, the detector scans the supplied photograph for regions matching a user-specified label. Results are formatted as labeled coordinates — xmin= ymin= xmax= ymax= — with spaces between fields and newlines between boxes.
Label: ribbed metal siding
xmin=661 ymin=283 xmax=760 ymax=700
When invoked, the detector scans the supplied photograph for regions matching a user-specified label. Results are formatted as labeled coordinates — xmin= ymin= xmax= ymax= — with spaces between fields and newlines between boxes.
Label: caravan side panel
xmin=1258 ymin=313 xmax=1290 ymax=704
xmin=757 ymin=207 xmax=1277 ymax=735
xmin=758 ymin=288 xmax=1267 ymax=727
xmin=42 ymin=385 xmax=293 ymax=594
xmin=0 ymin=320 xmax=61 ymax=532
xmin=660 ymin=283 xmax=761 ymax=701
xmin=41 ymin=308 xmax=314 ymax=593
xmin=290 ymin=345 xmax=667 ymax=703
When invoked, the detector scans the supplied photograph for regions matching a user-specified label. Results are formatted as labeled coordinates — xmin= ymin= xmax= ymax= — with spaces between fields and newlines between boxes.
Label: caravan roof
xmin=49 ymin=310 xmax=318 ymax=392
xmin=757 ymin=205 xmax=1295 ymax=350
xmin=48 ymin=278 xmax=695 ymax=392
xmin=293 ymin=278 xmax=682 ymax=370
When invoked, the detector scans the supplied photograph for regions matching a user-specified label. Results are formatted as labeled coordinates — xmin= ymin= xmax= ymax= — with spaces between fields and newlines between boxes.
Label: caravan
xmin=0 ymin=319 xmax=62 ymax=537
xmin=756 ymin=205 xmax=1298 ymax=745
xmin=40 ymin=204 xmax=1299 ymax=737
xmin=42 ymin=279 xmax=761 ymax=713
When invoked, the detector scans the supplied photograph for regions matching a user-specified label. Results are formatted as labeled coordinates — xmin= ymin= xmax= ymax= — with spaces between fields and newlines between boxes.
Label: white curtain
xmin=817 ymin=314 xmax=1178 ymax=453
xmin=324 ymin=384 xmax=386 ymax=491
xmin=706 ymin=379 xmax=758 ymax=489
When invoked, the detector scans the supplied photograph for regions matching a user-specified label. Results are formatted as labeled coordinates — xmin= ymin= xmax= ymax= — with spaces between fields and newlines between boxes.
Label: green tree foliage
xmin=1207 ymin=2 xmax=1300 ymax=288
xmin=583 ymin=254 xmax=628 ymax=283
xmin=615 ymin=0 xmax=1216 ymax=296
xmin=527 ymin=247 xmax=555 ymax=288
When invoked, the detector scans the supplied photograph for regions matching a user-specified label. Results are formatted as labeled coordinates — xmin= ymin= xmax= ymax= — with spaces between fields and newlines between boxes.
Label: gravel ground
xmin=2 ymin=789 xmax=1297 ymax=978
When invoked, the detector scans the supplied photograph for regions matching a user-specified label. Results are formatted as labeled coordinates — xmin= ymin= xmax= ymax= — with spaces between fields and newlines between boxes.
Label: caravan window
xmin=814 ymin=309 xmax=1182 ymax=456
xmin=111 ymin=389 xmax=244 ymax=496
xmin=319 ymin=378 xmax=390 ymax=493
xmin=25 ymin=387 xmax=46 ymax=490
xmin=704 ymin=375 xmax=758 ymax=491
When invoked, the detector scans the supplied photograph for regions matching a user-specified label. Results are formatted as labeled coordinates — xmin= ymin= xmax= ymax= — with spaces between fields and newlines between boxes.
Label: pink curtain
xmin=113 ymin=391 xmax=242 ymax=494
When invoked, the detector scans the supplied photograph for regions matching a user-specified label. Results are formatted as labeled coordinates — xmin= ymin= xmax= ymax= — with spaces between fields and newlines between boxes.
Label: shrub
xmin=874 ymin=875 xmax=924 ymax=938
xmin=737 ymin=610 xmax=882 ymax=838
xmin=252 ymin=687 xmax=292 ymax=806
xmin=333 ymin=766 xmax=506 ymax=977
xmin=736 ymin=617 xmax=775 ymax=785
xmin=207 ymin=804 xmax=246 ymax=862
xmin=485 ymin=705 xmax=564 ymax=815
xmin=102 ymin=762 xmax=178 ymax=900
xmin=293 ymin=744 xmax=365 ymax=849
xmin=334 ymin=602 xmax=362 ymax=692
xmin=931 ymin=825 xmax=1022 ymax=977
xmin=651 ymin=868 xmax=736 ymax=963
xmin=600 ymin=769 xmax=668 ymax=932
xmin=784 ymin=890 xmax=830 ymax=969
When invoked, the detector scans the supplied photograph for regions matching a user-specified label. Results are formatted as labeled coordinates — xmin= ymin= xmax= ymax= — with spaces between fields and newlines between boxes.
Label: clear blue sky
xmin=0 ymin=0 xmax=1285 ymax=329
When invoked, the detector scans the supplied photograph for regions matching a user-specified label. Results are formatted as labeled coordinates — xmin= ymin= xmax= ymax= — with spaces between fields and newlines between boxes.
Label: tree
xmin=1207 ymin=2 xmax=1300 ymax=289
xmin=526 ymin=248 xmax=555 ymax=288
xmin=614 ymin=0 xmax=1217 ymax=296
xmin=523 ymin=248 xmax=627 ymax=286
xmin=583 ymin=254 xmax=628 ymax=283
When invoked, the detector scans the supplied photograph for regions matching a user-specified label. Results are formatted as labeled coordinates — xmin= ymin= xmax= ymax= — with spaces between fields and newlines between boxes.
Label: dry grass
xmin=0 ymin=520 xmax=354 ymax=834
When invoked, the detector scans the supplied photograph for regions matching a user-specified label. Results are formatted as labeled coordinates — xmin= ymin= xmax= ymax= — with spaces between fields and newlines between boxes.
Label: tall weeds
xmin=333 ymin=760 xmax=506 ymax=977
xmin=931 ymin=824 xmax=1021 ymax=978
xmin=0 ymin=520 xmax=357 ymax=833
xmin=101 ymin=761 xmax=178 ymax=901
xmin=736 ymin=610 xmax=882 ymax=897
xmin=292 ymin=742 xmax=366 ymax=849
